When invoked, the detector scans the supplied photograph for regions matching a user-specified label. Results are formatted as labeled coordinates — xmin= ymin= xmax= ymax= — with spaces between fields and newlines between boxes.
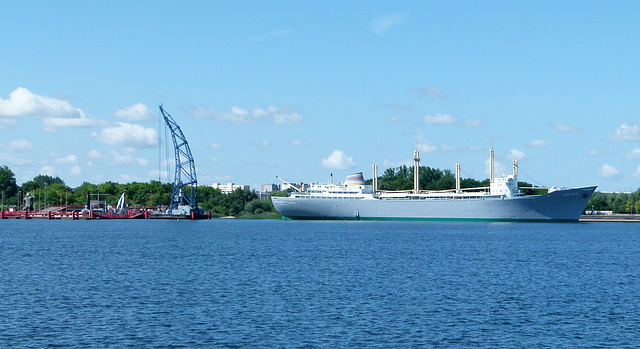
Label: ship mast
xmin=372 ymin=164 xmax=378 ymax=194
xmin=413 ymin=150 xmax=420 ymax=194
xmin=456 ymin=163 xmax=461 ymax=193
xmin=490 ymin=145 xmax=495 ymax=184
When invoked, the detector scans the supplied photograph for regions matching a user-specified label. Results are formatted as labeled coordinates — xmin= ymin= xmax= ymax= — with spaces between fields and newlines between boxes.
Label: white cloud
xmin=87 ymin=150 xmax=102 ymax=159
xmin=290 ymin=139 xmax=309 ymax=147
xmin=0 ymin=87 xmax=101 ymax=131
xmin=587 ymin=150 xmax=602 ymax=156
xmin=370 ymin=13 xmax=405 ymax=34
xmin=39 ymin=165 xmax=59 ymax=177
xmin=252 ymin=108 xmax=269 ymax=118
xmin=192 ymin=105 xmax=303 ymax=125
xmin=0 ymin=118 xmax=17 ymax=129
xmin=69 ymin=165 xmax=82 ymax=176
xmin=609 ymin=123 xmax=640 ymax=141
xmin=109 ymin=150 xmax=149 ymax=166
xmin=441 ymin=145 xmax=459 ymax=152
xmin=507 ymin=148 xmax=526 ymax=160
xmin=192 ymin=106 xmax=252 ymax=124
xmin=551 ymin=123 xmax=581 ymax=133
xmin=597 ymin=163 xmax=619 ymax=178
xmin=118 ymin=174 xmax=142 ymax=183
xmin=633 ymin=165 xmax=640 ymax=180
xmin=91 ymin=122 xmax=158 ymax=148
xmin=485 ymin=158 xmax=507 ymax=178
xmin=382 ymin=158 xmax=412 ymax=168
xmin=210 ymin=143 xmax=223 ymax=149
xmin=413 ymin=85 xmax=447 ymax=99
xmin=417 ymin=143 xmax=438 ymax=154
xmin=528 ymin=139 xmax=549 ymax=147
xmin=322 ymin=150 xmax=357 ymax=170
xmin=423 ymin=113 xmax=457 ymax=124
xmin=9 ymin=139 xmax=34 ymax=150
xmin=42 ymin=116 xmax=101 ymax=130
xmin=54 ymin=154 xmax=79 ymax=165
xmin=268 ymin=106 xmax=303 ymax=125
xmin=113 ymin=103 xmax=154 ymax=122
xmin=0 ymin=152 xmax=33 ymax=166
xmin=464 ymin=119 xmax=483 ymax=128
xmin=625 ymin=148 xmax=640 ymax=159
xmin=389 ymin=116 xmax=405 ymax=122
xmin=0 ymin=87 xmax=85 ymax=118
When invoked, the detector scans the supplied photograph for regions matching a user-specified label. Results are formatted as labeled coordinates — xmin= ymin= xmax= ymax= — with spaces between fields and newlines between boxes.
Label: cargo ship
xmin=272 ymin=149 xmax=596 ymax=222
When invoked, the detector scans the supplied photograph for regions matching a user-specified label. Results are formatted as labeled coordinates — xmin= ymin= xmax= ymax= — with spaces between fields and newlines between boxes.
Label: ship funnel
xmin=345 ymin=172 xmax=365 ymax=188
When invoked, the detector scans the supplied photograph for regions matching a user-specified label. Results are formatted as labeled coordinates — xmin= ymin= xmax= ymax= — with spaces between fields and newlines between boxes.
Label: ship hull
xmin=272 ymin=186 xmax=597 ymax=222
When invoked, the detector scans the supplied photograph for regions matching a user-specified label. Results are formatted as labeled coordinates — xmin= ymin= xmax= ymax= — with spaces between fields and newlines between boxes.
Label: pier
xmin=579 ymin=214 xmax=640 ymax=222
xmin=1 ymin=206 xmax=92 ymax=220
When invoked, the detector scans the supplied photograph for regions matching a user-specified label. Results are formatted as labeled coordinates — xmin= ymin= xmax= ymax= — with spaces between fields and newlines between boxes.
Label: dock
xmin=1 ymin=206 xmax=91 ymax=220
xmin=580 ymin=214 xmax=640 ymax=222
xmin=1 ymin=206 xmax=210 ymax=220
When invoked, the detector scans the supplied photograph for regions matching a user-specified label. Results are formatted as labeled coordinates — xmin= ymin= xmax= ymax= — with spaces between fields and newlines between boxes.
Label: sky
xmin=1 ymin=1 xmax=639 ymax=193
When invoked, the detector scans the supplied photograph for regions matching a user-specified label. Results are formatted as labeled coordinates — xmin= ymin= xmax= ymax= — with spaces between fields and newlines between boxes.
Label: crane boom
xmin=276 ymin=176 xmax=303 ymax=192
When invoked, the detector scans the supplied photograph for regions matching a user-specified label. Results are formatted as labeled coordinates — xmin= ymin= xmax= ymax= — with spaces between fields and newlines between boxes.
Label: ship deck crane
xmin=276 ymin=176 xmax=304 ymax=193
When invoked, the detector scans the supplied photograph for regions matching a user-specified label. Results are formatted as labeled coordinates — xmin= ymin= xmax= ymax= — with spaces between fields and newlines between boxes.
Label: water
xmin=1 ymin=220 xmax=639 ymax=348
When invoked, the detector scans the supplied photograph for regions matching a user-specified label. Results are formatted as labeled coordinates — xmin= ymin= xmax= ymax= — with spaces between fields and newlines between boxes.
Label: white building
xmin=211 ymin=183 xmax=250 ymax=194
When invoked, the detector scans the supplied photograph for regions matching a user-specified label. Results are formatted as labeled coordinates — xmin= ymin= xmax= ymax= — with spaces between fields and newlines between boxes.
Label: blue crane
xmin=159 ymin=105 xmax=200 ymax=214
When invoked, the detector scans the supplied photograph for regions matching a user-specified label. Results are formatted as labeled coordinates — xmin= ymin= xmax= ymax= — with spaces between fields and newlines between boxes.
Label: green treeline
xmin=0 ymin=165 xmax=285 ymax=217
xmin=586 ymin=191 xmax=640 ymax=214
xmin=367 ymin=164 xmax=545 ymax=193
xmin=370 ymin=165 xmax=489 ymax=191
xmin=371 ymin=164 xmax=631 ymax=213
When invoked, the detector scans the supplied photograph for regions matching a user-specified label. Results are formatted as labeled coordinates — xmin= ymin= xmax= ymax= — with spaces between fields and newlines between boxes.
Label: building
xmin=257 ymin=184 xmax=281 ymax=200
xmin=261 ymin=184 xmax=280 ymax=193
xmin=211 ymin=183 xmax=250 ymax=194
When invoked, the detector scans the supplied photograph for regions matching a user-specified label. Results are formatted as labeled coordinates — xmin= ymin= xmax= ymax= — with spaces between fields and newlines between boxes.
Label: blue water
xmin=1 ymin=220 xmax=639 ymax=348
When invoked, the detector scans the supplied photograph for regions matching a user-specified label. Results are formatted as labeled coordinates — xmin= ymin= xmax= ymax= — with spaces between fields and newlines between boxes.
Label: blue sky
xmin=1 ymin=1 xmax=639 ymax=192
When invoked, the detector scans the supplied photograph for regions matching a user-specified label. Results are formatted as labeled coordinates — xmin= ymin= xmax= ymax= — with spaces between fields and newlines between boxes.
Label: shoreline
xmin=580 ymin=214 xmax=640 ymax=222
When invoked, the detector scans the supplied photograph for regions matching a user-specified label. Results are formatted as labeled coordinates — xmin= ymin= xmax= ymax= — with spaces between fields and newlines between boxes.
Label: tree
xmin=612 ymin=194 xmax=628 ymax=214
xmin=34 ymin=175 xmax=65 ymax=188
xmin=0 ymin=165 xmax=18 ymax=201
xmin=586 ymin=192 xmax=609 ymax=211
xmin=244 ymin=199 xmax=272 ymax=214
xmin=372 ymin=165 xmax=488 ymax=192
